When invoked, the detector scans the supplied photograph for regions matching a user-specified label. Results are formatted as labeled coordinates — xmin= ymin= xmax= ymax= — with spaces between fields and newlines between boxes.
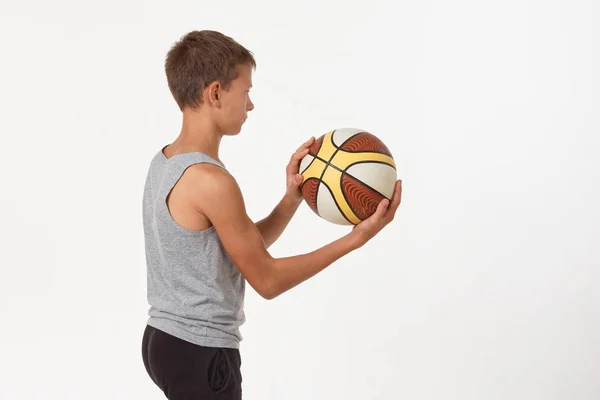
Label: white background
xmin=1 ymin=0 xmax=599 ymax=399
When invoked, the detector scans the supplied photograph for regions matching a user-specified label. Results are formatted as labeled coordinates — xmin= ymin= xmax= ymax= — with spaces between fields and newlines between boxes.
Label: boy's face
xmin=217 ymin=63 xmax=254 ymax=135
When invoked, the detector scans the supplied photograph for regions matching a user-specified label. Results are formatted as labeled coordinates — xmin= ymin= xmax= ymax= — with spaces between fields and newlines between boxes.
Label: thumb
xmin=294 ymin=174 xmax=303 ymax=184
xmin=373 ymin=198 xmax=389 ymax=218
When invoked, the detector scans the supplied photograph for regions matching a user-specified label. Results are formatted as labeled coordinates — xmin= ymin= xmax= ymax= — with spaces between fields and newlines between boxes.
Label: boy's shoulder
xmin=182 ymin=162 xmax=240 ymax=197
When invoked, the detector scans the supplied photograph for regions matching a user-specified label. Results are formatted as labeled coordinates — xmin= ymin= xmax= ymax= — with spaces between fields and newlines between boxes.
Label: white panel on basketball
xmin=331 ymin=128 xmax=364 ymax=148
xmin=299 ymin=154 xmax=314 ymax=174
xmin=316 ymin=181 xmax=352 ymax=225
xmin=346 ymin=162 xmax=397 ymax=199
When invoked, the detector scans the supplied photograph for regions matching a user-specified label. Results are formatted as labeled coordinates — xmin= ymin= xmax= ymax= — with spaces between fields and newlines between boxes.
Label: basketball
xmin=299 ymin=128 xmax=397 ymax=226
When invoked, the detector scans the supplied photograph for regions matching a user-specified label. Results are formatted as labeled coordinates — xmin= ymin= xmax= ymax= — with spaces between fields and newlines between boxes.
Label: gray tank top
xmin=142 ymin=148 xmax=246 ymax=349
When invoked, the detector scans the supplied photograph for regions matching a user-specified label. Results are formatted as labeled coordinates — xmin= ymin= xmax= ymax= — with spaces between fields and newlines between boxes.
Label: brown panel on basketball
xmin=309 ymin=135 xmax=324 ymax=156
xmin=341 ymin=173 xmax=386 ymax=220
xmin=301 ymin=178 xmax=320 ymax=215
xmin=339 ymin=132 xmax=392 ymax=157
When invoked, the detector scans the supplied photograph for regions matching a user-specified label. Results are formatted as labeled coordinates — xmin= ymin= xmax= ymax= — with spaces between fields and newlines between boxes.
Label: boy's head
xmin=165 ymin=30 xmax=256 ymax=135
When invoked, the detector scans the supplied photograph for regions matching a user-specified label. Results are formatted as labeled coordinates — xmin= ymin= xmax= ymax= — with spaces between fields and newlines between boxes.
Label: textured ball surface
xmin=299 ymin=128 xmax=397 ymax=225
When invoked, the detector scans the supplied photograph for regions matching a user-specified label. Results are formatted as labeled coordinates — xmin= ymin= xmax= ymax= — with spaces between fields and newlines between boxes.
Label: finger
xmin=296 ymin=136 xmax=315 ymax=152
xmin=295 ymin=146 xmax=311 ymax=159
xmin=385 ymin=181 xmax=402 ymax=221
xmin=390 ymin=180 xmax=403 ymax=209
xmin=287 ymin=138 xmax=315 ymax=174
xmin=288 ymin=148 xmax=310 ymax=170
xmin=287 ymin=149 xmax=310 ymax=175
xmin=373 ymin=198 xmax=390 ymax=219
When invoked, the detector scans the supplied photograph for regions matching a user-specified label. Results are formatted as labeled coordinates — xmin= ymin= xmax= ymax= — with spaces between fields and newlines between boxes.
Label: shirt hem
xmin=147 ymin=317 xmax=241 ymax=349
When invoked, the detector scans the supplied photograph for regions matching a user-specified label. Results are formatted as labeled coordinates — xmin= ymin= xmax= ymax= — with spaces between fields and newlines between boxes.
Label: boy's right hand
xmin=351 ymin=180 xmax=403 ymax=247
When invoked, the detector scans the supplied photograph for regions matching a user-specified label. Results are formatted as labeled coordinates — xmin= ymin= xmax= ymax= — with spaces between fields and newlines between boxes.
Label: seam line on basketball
xmin=311 ymin=155 xmax=393 ymax=200
xmin=342 ymin=162 xmax=394 ymax=200
xmin=318 ymin=179 xmax=354 ymax=225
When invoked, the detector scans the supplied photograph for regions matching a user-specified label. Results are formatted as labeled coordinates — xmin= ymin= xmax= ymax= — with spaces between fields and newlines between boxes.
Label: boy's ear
xmin=207 ymin=81 xmax=221 ymax=108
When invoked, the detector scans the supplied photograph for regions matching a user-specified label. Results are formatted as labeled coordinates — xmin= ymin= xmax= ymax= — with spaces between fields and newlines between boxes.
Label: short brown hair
xmin=165 ymin=30 xmax=256 ymax=111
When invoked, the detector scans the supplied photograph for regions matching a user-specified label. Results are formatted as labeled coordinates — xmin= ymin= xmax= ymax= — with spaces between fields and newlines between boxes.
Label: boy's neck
xmin=165 ymin=109 xmax=223 ymax=163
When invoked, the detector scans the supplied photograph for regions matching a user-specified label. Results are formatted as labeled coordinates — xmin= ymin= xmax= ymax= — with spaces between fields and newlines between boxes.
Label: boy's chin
xmin=223 ymin=126 xmax=243 ymax=136
xmin=220 ymin=119 xmax=246 ymax=136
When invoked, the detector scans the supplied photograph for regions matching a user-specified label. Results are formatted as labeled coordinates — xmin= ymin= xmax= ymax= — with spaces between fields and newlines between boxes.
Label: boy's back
xmin=143 ymin=148 xmax=245 ymax=349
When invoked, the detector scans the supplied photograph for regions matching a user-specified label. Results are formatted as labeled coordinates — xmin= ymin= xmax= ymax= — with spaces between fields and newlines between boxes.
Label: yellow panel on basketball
xmin=313 ymin=131 xmax=338 ymax=162
xmin=300 ymin=156 xmax=327 ymax=181
xmin=320 ymin=166 xmax=361 ymax=225
xmin=330 ymin=151 xmax=396 ymax=171
xmin=316 ymin=181 xmax=354 ymax=226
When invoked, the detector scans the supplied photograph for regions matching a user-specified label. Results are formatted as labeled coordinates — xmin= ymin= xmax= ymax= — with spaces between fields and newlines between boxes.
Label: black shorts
xmin=142 ymin=325 xmax=242 ymax=399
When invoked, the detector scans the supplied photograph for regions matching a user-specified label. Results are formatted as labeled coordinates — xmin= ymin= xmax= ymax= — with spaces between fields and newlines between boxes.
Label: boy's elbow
xmin=242 ymin=260 xmax=279 ymax=300
xmin=260 ymin=290 xmax=277 ymax=300
xmin=259 ymin=265 xmax=281 ymax=300
xmin=259 ymin=279 xmax=279 ymax=300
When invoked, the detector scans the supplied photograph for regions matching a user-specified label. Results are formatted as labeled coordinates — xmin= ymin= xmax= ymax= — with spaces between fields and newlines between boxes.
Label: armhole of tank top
xmin=159 ymin=156 xmax=224 ymax=236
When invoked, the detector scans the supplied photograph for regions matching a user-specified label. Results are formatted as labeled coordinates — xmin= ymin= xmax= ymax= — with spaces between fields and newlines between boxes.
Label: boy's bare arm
xmin=188 ymin=164 xmax=402 ymax=300
xmin=254 ymin=137 xmax=314 ymax=248
xmin=255 ymin=194 xmax=302 ymax=249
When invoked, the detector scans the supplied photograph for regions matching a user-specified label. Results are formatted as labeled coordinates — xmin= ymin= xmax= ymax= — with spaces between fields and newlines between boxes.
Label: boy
xmin=141 ymin=30 xmax=402 ymax=399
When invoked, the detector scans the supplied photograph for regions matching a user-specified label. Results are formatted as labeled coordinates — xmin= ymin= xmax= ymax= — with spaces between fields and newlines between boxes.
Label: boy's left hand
xmin=285 ymin=136 xmax=316 ymax=203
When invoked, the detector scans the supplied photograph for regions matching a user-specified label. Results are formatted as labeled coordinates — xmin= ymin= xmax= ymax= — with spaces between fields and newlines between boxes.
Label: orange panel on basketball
xmin=338 ymin=132 xmax=392 ymax=157
xmin=301 ymin=178 xmax=320 ymax=216
xmin=341 ymin=173 xmax=386 ymax=220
